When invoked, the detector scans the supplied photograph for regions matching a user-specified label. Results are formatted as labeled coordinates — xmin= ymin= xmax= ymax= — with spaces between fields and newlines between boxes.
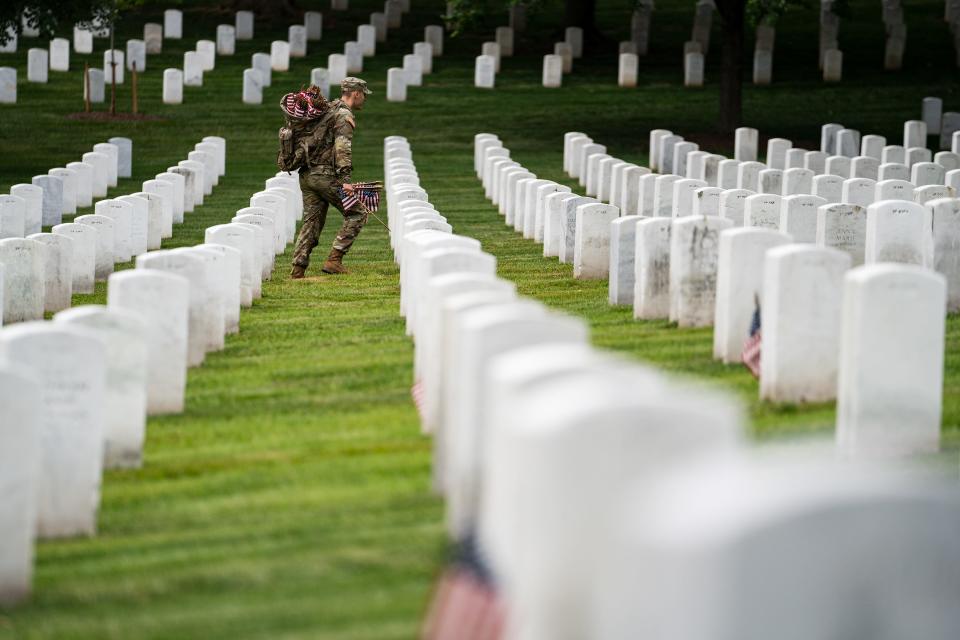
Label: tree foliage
xmin=0 ymin=0 xmax=142 ymax=46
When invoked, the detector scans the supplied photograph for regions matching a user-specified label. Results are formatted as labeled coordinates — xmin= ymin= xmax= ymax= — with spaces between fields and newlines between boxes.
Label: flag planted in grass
xmin=742 ymin=297 xmax=762 ymax=379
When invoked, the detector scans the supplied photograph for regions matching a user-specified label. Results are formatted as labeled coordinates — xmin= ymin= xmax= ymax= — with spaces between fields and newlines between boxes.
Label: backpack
xmin=277 ymin=89 xmax=332 ymax=172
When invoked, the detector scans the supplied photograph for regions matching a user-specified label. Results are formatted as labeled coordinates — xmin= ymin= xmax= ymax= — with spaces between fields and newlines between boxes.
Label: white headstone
xmin=766 ymin=137 xmax=792 ymax=170
xmin=328 ymin=53 xmax=347 ymax=86
xmin=49 ymin=37 xmax=69 ymax=72
xmin=103 ymin=48 xmax=124 ymax=84
xmin=26 ymin=233 xmax=71 ymax=313
xmin=0 ymin=67 xmax=16 ymax=103
xmin=609 ymin=215 xmax=643 ymax=305
xmin=574 ymin=203 xmax=619 ymax=279
xmin=9 ymin=185 xmax=41 ymax=235
xmin=235 ymin=11 xmax=254 ymax=40
xmin=0 ymin=366 xmax=41 ymax=605
xmin=305 ymin=11 xmax=322 ymax=41
xmin=542 ymin=54 xmax=562 ymax=88
xmin=288 ymin=25 xmax=307 ymax=58
xmin=206 ymin=224 xmax=259 ymax=305
xmin=358 ymin=24 xmax=376 ymax=56
xmin=837 ymin=264 xmax=946 ymax=457
xmin=475 ymin=55 xmax=495 ymax=88
xmin=744 ymin=193 xmax=782 ymax=229
xmin=270 ymin=40 xmax=290 ymax=71
xmin=669 ymin=215 xmax=733 ymax=326
xmin=164 ymin=9 xmax=182 ymax=39
xmin=760 ymin=244 xmax=850 ymax=402
xmin=865 ymin=200 xmax=933 ymax=267
xmin=0 ymin=238 xmax=45 ymax=323
xmin=94 ymin=200 xmax=133 ymax=263
xmin=633 ymin=217 xmax=672 ymax=319
xmin=565 ymin=26 xmax=583 ymax=57
xmin=31 ymin=174 xmax=62 ymax=226
xmin=73 ymin=26 xmax=93 ymax=54
xmin=162 ymin=68 xmax=183 ymax=103
xmin=713 ymin=227 xmax=791 ymax=362
xmin=780 ymin=194 xmax=826 ymax=242
xmin=425 ymin=25 xmax=444 ymax=56
xmin=735 ymin=127 xmax=759 ymax=162
xmin=27 ymin=48 xmax=47 ymax=83
xmin=74 ymin=214 xmax=114 ymax=280
xmin=242 ymin=68 xmax=262 ymax=104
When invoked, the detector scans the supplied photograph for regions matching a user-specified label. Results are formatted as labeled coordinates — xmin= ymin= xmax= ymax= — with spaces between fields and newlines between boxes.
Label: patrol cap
xmin=341 ymin=77 xmax=373 ymax=95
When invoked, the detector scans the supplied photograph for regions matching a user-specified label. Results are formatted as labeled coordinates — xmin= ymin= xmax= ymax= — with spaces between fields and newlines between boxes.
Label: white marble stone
xmin=206 ymin=224 xmax=259 ymax=305
xmin=760 ymin=244 xmax=850 ymax=402
xmin=141 ymin=180 xmax=174 ymax=238
xmin=573 ymin=203 xmax=619 ymax=279
xmin=187 ymin=149 xmax=215 ymax=194
xmin=162 ymin=68 xmax=183 ymax=103
xmin=766 ymin=137 xmax=792 ymax=170
xmin=559 ymin=196 xmax=597 ymax=264
xmin=542 ymin=54 xmax=563 ymax=88
xmin=442 ymin=301 xmax=588 ymax=537
xmin=669 ymin=215 xmax=733 ymax=326
xmin=27 ymin=48 xmax=48 ymax=83
xmin=0 ymin=366 xmax=40 ymax=605
xmin=716 ymin=189 xmax=752 ymax=226
xmin=837 ymin=264 xmax=946 ymax=457
xmin=46 ymin=168 xmax=76 ymax=216
xmin=249 ymin=192 xmax=288 ymax=248
xmin=73 ymin=26 xmax=93 ymax=54
xmin=358 ymin=25 xmax=376 ymax=57
xmin=0 ymin=67 xmax=16 ymax=103
xmin=534 ymin=183 xmax=571 ymax=242
xmin=592 ymin=450 xmax=960 ymax=640
xmin=94 ymin=200 xmax=133 ymax=263
xmin=912 ymin=161 xmax=946 ymax=187
xmin=178 ymin=159 xmax=206 ymax=205
xmin=114 ymin=195 xmax=148 ymax=258
xmin=26 ymin=233 xmax=71 ymax=312
xmin=744 ymin=193 xmax=782 ymax=229
xmin=74 ymin=215 xmax=114 ymax=280
xmin=425 ymin=25 xmax=443 ymax=56
xmin=780 ymin=194 xmax=826 ymax=242
xmin=692 ymin=187 xmax=722 ymax=217
xmin=609 ymin=215 xmax=643 ymax=305
xmin=713 ymin=227 xmax=791 ymax=363
xmin=823 ymin=48 xmax=843 ymax=81
xmin=804 ymin=150 xmax=827 ymax=174
xmin=0 ymin=323 xmax=106 ymax=538
xmin=235 ymin=11 xmax=253 ymax=40
xmin=672 ymin=179 xmax=707 ymax=218
xmin=242 ymin=68 xmax=263 ymax=104
xmin=270 ymin=41 xmax=290 ymax=72
xmin=142 ymin=22 xmax=162 ymax=54
xmin=759 ymin=168 xmax=783 ymax=195
xmin=0 ymin=238 xmax=44 ymax=323
xmin=370 ymin=13 xmax=387 ymax=42
xmin=181 ymin=53 xmax=201 ymax=88
xmin=102 ymin=48 xmax=124 ymax=84
xmin=30 ymin=174 xmax=61 ymax=226
xmin=179 ymin=246 xmax=228 ymax=347
xmin=164 ymin=9 xmax=182 ymax=39
xmin=633 ymin=217 xmax=672 ymax=319
xmin=841 ymin=177 xmax=877 ymax=208
xmin=733 ymin=126 xmax=757 ymax=161
xmin=737 ymin=161 xmax=764 ymax=191
xmin=54 ymin=306 xmax=147 ymax=468
xmin=865 ymin=200 xmax=933 ymax=267
xmin=785 ymin=148 xmax=807 ymax=170
xmin=475 ymin=54 xmax=496 ymax=88
xmin=906 ymin=147 xmax=932 ymax=167
xmin=195 ymin=40 xmax=215 ymax=72
xmin=231 ymin=216 xmax=273 ymax=282
xmin=49 ymin=37 xmax=69 ymax=72
xmin=565 ymin=26 xmax=583 ymax=57
xmin=0 ymin=195 xmax=25 ymax=239
xmin=304 ymin=11 xmax=322 ymax=41
xmin=927 ymin=197 xmax=960 ymax=311
xmin=782 ymin=167 xmax=813 ymax=195
xmin=214 ymin=25 xmax=234 ymax=57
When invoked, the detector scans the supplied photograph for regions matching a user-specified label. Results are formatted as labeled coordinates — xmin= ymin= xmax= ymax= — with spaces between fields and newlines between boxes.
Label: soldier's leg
xmin=332 ymin=208 xmax=368 ymax=254
xmin=291 ymin=174 xmax=329 ymax=269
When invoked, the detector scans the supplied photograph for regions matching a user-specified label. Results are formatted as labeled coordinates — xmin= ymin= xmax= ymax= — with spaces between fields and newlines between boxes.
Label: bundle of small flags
xmin=742 ymin=298 xmax=762 ymax=378
xmin=339 ymin=180 xmax=382 ymax=212
xmin=422 ymin=535 xmax=506 ymax=640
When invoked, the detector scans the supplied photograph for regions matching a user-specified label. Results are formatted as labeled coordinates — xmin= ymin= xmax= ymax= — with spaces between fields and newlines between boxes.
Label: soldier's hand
xmin=342 ymin=183 xmax=355 ymax=193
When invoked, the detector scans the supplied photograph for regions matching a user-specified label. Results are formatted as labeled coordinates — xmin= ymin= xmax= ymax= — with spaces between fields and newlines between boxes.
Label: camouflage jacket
xmin=305 ymin=99 xmax=356 ymax=182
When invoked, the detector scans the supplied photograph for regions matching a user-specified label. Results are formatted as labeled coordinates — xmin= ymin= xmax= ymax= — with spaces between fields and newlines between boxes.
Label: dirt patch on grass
xmin=66 ymin=112 xmax=167 ymax=122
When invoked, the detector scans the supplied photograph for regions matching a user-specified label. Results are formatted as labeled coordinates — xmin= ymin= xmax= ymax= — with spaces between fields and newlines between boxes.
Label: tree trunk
xmin=715 ymin=0 xmax=745 ymax=134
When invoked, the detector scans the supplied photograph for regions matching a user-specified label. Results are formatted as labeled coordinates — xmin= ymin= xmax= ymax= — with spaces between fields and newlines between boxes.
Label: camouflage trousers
xmin=291 ymin=171 xmax=368 ymax=268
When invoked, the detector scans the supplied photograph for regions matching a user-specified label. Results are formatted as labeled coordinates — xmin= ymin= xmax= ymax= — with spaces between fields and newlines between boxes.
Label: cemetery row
xmin=383 ymin=135 xmax=960 ymax=639
xmin=0 ymin=132 xmax=312 ymax=604
xmin=475 ymin=122 xmax=955 ymax=454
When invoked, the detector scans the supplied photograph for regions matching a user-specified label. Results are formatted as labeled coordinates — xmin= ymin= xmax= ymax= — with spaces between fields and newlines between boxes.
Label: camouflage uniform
xmin=291 ymin=92 xmax=368 ymax=269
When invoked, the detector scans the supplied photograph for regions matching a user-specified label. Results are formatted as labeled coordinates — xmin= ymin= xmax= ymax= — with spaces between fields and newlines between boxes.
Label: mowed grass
xmin=0 ymin=0 xmax=958 ymax=637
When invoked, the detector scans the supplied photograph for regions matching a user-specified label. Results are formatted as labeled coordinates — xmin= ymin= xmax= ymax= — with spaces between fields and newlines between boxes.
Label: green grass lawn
xmin=0 ymin=0 xmax=958 ymax=637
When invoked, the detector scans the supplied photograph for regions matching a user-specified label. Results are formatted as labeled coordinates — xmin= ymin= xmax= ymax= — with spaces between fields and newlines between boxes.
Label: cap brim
xmin=363 ymin=87 xmax=373 ymax=95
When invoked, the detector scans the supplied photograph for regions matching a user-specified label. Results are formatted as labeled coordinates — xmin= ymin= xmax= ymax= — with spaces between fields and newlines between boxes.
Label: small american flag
xmin=742 ymin=297 xmax=762 ymax=379
xmin=421 ymin=536 xmax=506 ymax=640
xmin=411 ymin=379 xmax=427 ymax=423
xmin=339 ymin=181 xmax=382 ymax=212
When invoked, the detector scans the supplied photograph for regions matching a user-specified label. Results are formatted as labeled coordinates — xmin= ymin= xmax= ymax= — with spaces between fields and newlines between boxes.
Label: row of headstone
xmin=558 ymin=130 xmax=954 ymax=451
xmin=407 ymin=132 xmax=960 ymax=639
xmin=0 ymin=138 xmax=297 ymax=607
xmin=918 ymin=96 xmax=960 ymax=150
xmin=388 ymin=39 xmax=435 ymax=102
xmin=1 ymin=138 xmax=130 ymax=264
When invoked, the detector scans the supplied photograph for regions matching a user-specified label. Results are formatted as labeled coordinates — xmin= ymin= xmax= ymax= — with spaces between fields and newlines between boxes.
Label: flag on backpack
xmin=742 ymin=297 xmax=762 ymax=379
xmin=422 ymin=535 xmax=506 ymax=640
xmin=339 ymin=181 xmax=382 ymax=212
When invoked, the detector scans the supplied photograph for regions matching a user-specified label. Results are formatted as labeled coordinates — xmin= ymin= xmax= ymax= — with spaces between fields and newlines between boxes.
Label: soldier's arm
xmin=333 ymin=111 xmax=355 ymax=184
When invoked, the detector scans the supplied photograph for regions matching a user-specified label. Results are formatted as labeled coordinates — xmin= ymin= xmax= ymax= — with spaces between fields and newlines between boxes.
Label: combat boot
xmin=290 ymin=264 xmax=306 ymax=279
xmin=322 ymin=248 xmax=350 ymax=274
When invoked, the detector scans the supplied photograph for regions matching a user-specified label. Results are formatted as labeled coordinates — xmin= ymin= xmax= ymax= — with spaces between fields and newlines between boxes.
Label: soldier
xmin=290 ymin=77 xmax=372 ymax=278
